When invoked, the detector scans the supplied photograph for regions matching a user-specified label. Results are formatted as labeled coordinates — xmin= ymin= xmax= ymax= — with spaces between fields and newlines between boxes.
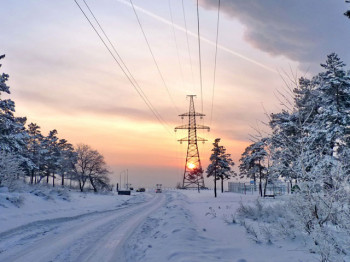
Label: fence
xmin=228 ymin=182 xmax=289 ymax=195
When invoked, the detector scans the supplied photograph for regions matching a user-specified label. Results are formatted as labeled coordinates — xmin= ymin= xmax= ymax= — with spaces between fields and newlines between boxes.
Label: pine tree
xmin=308 ymin=54 xmax=350 ymax=187
xmin=57 ymin=139 xmax=76 ymax=187
xmin=0 ymin=150 xmax=24 ymax=190
xmin=0 ymin=55 xmax=28 ymax=156
xmin=26 ymin=123 xmax=44 ymax=184
xmin=42 ymin=130 xmax=60 ymax=186
xmin=207 ymin=138 xmax=235 ymax=197
xmin=269 ymin=76 xmax=318 ymax=187
xmin=239 ymin=139 xmax=268 ymax=197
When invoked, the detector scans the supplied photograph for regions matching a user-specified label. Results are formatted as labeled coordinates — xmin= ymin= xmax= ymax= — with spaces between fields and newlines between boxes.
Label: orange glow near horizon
xmin=187 ymin=163 xmax=196 ymax=169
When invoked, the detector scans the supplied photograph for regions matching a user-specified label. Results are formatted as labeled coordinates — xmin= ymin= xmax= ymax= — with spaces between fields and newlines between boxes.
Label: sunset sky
xmin=2 ymin=0 xmax=350 ymax=187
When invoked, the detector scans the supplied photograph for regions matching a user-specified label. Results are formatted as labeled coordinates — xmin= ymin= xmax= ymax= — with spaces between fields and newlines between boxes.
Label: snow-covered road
xmin=0 ymin=192 xmax=166 ymax=262
xmin=1 ymin=189 xmax=316 ymax=262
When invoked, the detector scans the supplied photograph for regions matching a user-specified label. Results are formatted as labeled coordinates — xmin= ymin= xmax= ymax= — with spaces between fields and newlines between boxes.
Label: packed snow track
xmin=0 ymin=193 xmax=166 ymax=262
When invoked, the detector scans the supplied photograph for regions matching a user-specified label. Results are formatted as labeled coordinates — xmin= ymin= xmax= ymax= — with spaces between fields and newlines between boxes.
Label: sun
xmin=187 ymin=163 xmax=196 ymax=169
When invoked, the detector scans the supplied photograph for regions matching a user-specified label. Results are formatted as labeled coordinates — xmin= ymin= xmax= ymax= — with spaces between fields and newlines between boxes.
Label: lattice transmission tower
xmin=175 ymin=95 xmax=210 ymax=188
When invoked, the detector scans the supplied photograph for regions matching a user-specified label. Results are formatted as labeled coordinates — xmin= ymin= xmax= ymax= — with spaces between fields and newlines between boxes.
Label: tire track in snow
xmin=0 ymin=193 xmax=165 ymax=262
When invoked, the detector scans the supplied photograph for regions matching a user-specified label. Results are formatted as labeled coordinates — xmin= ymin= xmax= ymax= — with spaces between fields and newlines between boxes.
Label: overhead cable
xmin=210 ymin=0 xmax=220 ymax=125
xmin=181 ymin=0 xmax=195 ymax=93
xmin=168 ymin=0 xmax=185 ymax=90
xmin=74 ymin=0 xmax=172 ymax=135
xmin=196 ymin=0 xmax=203 ymax=113
xmin=129 ymin=0 xmax=179 ymax=113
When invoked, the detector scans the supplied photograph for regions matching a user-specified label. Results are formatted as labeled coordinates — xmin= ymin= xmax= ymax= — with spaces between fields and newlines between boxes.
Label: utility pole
xmin=126 ymin=169 xmax=129 ymax=190
xmin=175 ymin=95 xmax=210 ymax=189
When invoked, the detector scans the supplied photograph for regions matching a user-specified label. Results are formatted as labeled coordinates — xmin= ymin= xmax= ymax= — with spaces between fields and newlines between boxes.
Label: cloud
xmin=15 ymin=89 xmax=170 ymax=123
xmin=200 ymin=0 xmax=350 ymax=66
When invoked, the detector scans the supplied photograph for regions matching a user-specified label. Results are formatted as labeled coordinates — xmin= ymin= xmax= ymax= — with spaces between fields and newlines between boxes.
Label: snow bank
xmin=0 ymin=186 xmax=146 ymax=234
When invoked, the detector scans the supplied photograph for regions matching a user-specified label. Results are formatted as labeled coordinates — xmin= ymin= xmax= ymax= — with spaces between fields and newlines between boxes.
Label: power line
xmin=181 ymin=0 xmax=195 ymax=92
xmin=168 ymin=0 xmax=185 ymax=90
xmin=73 ymin=0 xmax=172 ymax=135
xmin=116 ymin=0 xmax=277 ymax=74
xmin=210 ymin=0 xmax=220 ymax=126
xmin=196 ymin=0 xmax=203 ymax=113
xmin=82 ymin=0 xmax=160 ymax=121
xmin=129 ymin=0 xmax=179 ymax=113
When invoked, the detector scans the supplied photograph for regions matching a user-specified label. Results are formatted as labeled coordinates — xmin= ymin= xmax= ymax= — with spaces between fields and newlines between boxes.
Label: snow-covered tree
xmin=239 ymin=139 xmax=268 ymax=197
xmin=73 ymin=144 xmax=110 ymax=192
xmin=207 ymin=138 xmax=235 ymax=197
xmin=0 ymin=55 xmax=98 ymax=191
xmin=41 ymin=130 xmax=60 ymax=186
xmin=275 ymin=54 xmax=350 ymax=189
xmin=268 ymin=54 xmax=350 ymax=189
xmin=312 ymin=54 xmax=350 ymax=187
xmin=25 ymin=123 xmax=44 ymax=184
xmin=0 ymin=150 xmax=24 ymax=190
xmin=0 ymin=55 xmax=28 ymax=156
xmin=246 ymin=54 xmax=350 ymax=260
xmin=57 ymin=139 xmax=76 ymax=187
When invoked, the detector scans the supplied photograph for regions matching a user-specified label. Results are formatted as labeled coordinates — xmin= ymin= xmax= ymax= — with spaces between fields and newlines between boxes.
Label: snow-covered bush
xmin=236 ymin=187 xmax=350 ymax=262
xmin=285 ymin=183 xmax=350 ymax=262
xmin=241 ymin=221 xmax=261 ymax=244
xmin=50 ymin=188 xmax=71 ymax=201
xmin=5 ymin=194 xmax=25 ymax=207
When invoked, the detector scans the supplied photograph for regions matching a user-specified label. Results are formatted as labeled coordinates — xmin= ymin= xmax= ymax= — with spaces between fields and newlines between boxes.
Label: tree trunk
xmin=79 ymin=180 xmax=84 ymax=192
xmin=214 ymin=166 xmax=217 ymax=198
xmin=253 ymin=175 xmax=257 ymax=191
xmin=30 ymin=170 xmax=34 ymax=184
xmin=61 ymin=173 xmax=64 ymax=187
xmin=52 ymin=174 xmax=55 ymax=187
xmin=221 ymin=178 xmax=224 ymax=193
xmin=264 ymin=176 xmax=268 ymax=196
xmin=214 ymin=177 xmax=217 ymax=198
xmin=259 ymin=174 xmax=262 ymax=197
xmin=89 ymin=176 xmax=97 ymax=192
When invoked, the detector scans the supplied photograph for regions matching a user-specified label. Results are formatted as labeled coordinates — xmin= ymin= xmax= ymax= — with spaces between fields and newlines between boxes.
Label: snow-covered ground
xmin=0 ymin=187 xmax=147 ymax=234
xmin=126 ymin=190 xmax=316 ymax=262
xmin=0 ymin=187 xmax=316 ymax=262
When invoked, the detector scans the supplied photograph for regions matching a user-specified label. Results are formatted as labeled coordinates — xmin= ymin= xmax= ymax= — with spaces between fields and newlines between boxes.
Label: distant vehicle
xmin=118 ymin=190 xmax=131 ymax=195
xmin=156 ymin=184 xmax=162 ymax=193
xmin=136 ymin=188 xmax=145 ymax=192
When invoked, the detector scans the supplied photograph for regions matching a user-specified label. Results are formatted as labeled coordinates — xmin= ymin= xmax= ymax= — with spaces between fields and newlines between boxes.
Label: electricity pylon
xmin=175 ymin=95 xmax=210 ymax=188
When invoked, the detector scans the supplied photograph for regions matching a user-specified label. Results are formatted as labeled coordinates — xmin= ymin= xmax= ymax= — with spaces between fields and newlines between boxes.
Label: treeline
xmin=239 ymin=53 xmax=350 ymax=196
xmin=238 ymin=54 xmax=350 ymax=260
xmin=0 ymin=54 xmax=111 ymax=192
